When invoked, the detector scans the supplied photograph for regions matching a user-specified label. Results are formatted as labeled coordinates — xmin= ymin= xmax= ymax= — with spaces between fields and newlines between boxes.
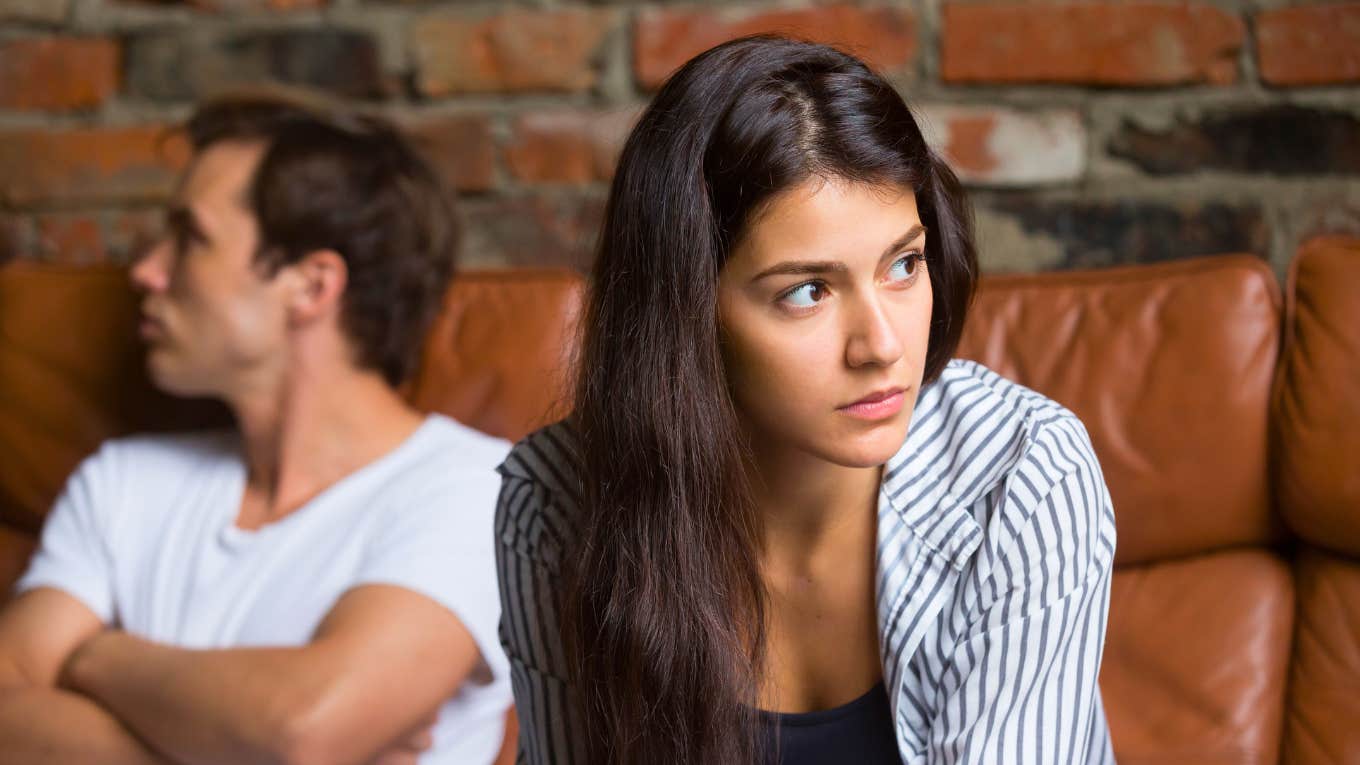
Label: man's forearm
xmin=62 ymin=632 xmax=319 ymax=765
xmin=0 ymin=685 xmax=172 ymax=765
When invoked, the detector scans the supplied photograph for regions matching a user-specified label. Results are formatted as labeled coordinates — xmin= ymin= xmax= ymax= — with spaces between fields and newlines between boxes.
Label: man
xmin=0 ymin=91 xmax=511 ymax=764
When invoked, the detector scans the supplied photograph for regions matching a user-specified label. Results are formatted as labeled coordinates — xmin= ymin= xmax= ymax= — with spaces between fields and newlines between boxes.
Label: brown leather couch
xmin=1 ymin=238 xmax=1357 ymax=763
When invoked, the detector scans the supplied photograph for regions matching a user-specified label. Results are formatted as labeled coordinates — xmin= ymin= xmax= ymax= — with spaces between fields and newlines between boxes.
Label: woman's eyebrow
xmin=750 ymin=260 xmax=850 ymax=281
xmin=878 ymin=223 xmax=927 ymax=261
xmin=749 ymin=223 xmax=928 ymax=282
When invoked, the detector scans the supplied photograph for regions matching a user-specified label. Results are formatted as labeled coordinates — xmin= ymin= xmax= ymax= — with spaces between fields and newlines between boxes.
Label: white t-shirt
xmin=16 ymin=414 xmax=512 ymax=765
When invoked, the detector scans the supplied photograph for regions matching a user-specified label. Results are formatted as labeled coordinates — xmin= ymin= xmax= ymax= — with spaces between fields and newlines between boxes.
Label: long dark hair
xmin=565 ymin=36 xmax=978 ymax=764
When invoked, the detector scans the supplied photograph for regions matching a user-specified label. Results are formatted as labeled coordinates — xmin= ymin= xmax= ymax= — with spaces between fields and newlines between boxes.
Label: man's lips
xmin=838 ymin=387 xmax=907 ymax=420
xmin=138 ymin=312 xmax=165 ymax=340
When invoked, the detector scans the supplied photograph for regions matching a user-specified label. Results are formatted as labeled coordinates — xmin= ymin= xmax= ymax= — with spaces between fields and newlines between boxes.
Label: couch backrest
xmin=4 ymin=250 xmax=1349 ymax=764
xmin=1273 ymin=236 xmax=1360 ymax=765
xmin=1273 ymin=236 xmax=1360 ymax=555
xmin=406 ymin=269 xmax=583 ymax=444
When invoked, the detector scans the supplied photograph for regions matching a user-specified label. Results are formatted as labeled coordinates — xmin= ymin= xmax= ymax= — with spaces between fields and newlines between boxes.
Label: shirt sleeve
xmin=14 ymin=444 xmax=120 ymax=623
xmin=495 ymin=473 xmax=588 ymax=765
xmin=352 ymin=465 xmax=507 ymax=687
xmin=925 ymin=437 xmax=1118 ymax=764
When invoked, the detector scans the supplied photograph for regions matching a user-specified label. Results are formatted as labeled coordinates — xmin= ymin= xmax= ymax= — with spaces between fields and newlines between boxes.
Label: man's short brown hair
xmin=184 ymin=88 xmax=457 ymax=387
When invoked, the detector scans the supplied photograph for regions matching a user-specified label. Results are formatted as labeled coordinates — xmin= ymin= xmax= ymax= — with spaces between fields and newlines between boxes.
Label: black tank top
xmin=758 ymin=681 xmax=904 ymax=765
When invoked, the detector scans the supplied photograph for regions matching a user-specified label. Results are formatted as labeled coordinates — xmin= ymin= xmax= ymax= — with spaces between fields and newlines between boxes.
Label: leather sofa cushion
xmin=1101 ymin=549 xmax=1293 ymax=765
xmin=0 ymin=263 xmax=227 ymax=535
xmin=406 ymin=269 xmax=583 ymax=443
xmin=0 ymin=526 xmax=36 ymax=603
xmin=959 ymin=255 xmax=1283 ymax=566
xmin=1273 ymin=236 xmax=1360 ymax=555
xmin=1282 ymin=546 xmax=1360 ymax=765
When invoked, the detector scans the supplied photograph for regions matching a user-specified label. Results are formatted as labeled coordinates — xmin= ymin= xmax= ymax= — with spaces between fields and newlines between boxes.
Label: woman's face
xmin=718 ymin=177 xmax=933 ymax=469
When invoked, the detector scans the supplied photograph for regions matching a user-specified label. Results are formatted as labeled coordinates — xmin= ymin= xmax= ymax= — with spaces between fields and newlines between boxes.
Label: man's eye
xmin=779 ymin=281 xmax=828 ymax=308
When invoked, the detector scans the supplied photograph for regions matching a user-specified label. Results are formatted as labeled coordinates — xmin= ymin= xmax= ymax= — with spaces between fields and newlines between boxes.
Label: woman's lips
xmin=838 ymin=388 xmax=906 ymax=421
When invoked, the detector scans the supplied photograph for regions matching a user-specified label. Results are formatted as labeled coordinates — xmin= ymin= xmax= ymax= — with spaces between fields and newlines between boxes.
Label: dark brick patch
xmin=1109 ymin=104 xmax=1360 ymax=175
xmin=0 ymin=213 xmax=23 ymax=266
xmin=125 ymin=28 xmax=385 ymax=102
xmin=461 ymin=193 xmax=606 ymax=272
xmin=982 ymin=197 xmax=1269 ymax=269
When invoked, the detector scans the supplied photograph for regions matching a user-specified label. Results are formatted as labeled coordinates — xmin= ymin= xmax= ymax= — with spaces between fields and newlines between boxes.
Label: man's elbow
xmin=0 ymin=656 xmax=39 ymax=694
xmin=269 ymin=702 xmax=367 ymax=765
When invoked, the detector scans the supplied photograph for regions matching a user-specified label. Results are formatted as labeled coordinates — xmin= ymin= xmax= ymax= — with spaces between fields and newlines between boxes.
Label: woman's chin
xmin=816 ymin=432 xmax=909 ymax=470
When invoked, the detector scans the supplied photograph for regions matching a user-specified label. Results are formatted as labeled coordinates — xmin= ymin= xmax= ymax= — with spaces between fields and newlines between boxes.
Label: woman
xmin=495 ymin=36 xmax=1116 ymax=765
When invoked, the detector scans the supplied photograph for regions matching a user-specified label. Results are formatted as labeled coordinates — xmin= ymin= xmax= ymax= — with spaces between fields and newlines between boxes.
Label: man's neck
xmin=226 ymin=362 xmax=425 ymax=528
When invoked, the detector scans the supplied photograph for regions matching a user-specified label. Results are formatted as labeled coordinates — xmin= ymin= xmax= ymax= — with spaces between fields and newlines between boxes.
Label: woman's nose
xmin=845 ymin=296 xmax=905 ymax=369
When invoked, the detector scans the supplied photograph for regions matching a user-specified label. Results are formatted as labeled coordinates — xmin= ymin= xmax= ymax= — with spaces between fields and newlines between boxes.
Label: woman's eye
xmin=887 ymin=252 xmax=924 ymax=284
xmin=779 ymin=281 xmax=828 ymax=309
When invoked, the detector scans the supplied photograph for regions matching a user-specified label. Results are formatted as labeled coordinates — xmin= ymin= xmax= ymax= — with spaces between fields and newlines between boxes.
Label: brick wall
xmin=1 ymin=0 xmax=1357 ymax=275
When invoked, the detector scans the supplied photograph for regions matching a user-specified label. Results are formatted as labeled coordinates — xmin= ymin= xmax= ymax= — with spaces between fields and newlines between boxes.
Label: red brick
xmin=462 ymin=193 xmax=605 ymax=270
xmin=117 ymin=0 xmax=328 ymax=9
xmin=0 ymin=213 xmax=27 ymax=265
xmin=107 ymin=208 xmax=164 ymax=263
xmin=941 ymin=2 xmax=1244 ymax=86
xmin=1258 ymin=3 xmax=1360 ymax=85
xmin=504 ymin=108 xmax=639 ymax=185
xmin=0 ymin=1 xmax=70 ymax=24
xmin=634 ymin=5 xmax=917 ymax=89
xmin=0 ymin=125 xmax=188 ymax=206
xmin=919 ymin=105 xmax=1085 ymax=186
xmin=35 ymin=214 xmax=106 ymax=264
xmin=412 ymin=9 xmax=615 ymax=96
xmin=404 ymin=115 xmax=498 ymax=193
xmin=0 ymin=37 xmax=119 ymax=112
xmin=942 ymin=114 xmax=998 ymax=177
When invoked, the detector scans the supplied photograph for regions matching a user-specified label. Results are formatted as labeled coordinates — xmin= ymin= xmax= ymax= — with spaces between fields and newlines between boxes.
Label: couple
xmin=0 ymin=37 xmax=1116 ymax=765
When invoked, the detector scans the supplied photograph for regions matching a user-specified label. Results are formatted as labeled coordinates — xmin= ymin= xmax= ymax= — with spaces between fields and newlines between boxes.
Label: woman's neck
xmin=748 ymin=440 xmax=883 ymax=574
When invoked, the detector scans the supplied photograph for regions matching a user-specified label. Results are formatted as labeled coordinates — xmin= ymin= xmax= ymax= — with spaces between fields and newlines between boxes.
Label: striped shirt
xmin=495 ymin=359 xmax=1118 ymax=764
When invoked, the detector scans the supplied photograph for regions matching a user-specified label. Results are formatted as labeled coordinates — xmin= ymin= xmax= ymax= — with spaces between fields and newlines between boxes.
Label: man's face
xmin=131 ymin=140 xmax=293 ymax=398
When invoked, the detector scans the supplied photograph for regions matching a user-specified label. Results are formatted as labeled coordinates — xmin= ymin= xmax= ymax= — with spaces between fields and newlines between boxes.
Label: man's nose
xmin=129 ymin=239 xmax=172 ymax=294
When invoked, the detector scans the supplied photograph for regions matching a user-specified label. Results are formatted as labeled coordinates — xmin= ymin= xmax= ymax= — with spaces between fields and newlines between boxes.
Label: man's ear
xmin=287 ymin=249 xmax=348 ymax=326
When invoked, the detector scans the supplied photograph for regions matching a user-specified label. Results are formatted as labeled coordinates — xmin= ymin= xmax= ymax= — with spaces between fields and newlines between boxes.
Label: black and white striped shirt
xmin=495 ymin=359 xmax=1118 ymax=764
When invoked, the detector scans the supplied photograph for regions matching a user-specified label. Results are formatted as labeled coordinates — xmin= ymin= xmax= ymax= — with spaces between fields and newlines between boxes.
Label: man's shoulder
xmin=86 ymin=429 xmax=239 ymax=476
xmin=356 ymin=416 xmax=512 ymax=524
xmin=412 ymin=414 xmax=512 ymax=475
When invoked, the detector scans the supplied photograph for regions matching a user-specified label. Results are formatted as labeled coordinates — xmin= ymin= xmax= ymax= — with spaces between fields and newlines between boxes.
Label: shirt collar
xmin=877 ymin=362 xmax=1023 ymax=572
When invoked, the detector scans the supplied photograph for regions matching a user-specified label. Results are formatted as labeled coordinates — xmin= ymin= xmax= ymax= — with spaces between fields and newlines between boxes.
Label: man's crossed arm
xmin=0 ymin=583 xmax=484 ymax=765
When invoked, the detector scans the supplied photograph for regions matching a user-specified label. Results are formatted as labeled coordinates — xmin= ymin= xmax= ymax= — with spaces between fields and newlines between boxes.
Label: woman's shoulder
xmin=499 ymin=419 xmax=581 ymax=492
xmin=891 ymin=359 xmax=1106 ymax=525
xmin=495 ymin=419 xmax=583 ymax=567
xmin=886 ymin=361 xmax=1115 ymax=597
xmin=933 ymin=359 xmax=1112 ymax=554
